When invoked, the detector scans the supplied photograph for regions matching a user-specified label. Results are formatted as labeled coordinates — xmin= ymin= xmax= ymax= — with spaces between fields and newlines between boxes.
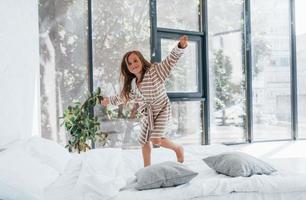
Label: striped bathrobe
xmin=110 ymin=45 xmax=184 ymax=145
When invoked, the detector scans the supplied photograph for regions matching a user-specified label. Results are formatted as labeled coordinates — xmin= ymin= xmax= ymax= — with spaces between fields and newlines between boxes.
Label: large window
xmin=251 ymin=0 xmax=291 ymax=140
xmin=92 ymin=0 xmax=150 ymax=148
xmin=39 ymin=1 xmax=88 ymax=145
xmin=156 ymin=0 xmax=204 ymax=145
xmin=296 ymin=0 xmax=306 ymax=139
xmin=38 ymin=0 xmax=306 ymax=147
xmin=207 ymin=0 xmax=246 ymax=143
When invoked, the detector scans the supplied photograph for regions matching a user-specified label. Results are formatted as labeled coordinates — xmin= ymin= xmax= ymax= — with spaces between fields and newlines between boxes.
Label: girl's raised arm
xmin=154 ymin=35 xmax=188 ymax=82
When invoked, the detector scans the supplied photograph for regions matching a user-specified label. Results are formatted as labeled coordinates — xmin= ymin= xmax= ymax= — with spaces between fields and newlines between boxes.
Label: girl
xmin=101 ymin=35 xmax=188 ymax=167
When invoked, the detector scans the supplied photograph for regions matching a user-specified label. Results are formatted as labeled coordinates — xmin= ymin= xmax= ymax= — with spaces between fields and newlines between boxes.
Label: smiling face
xmin=126 ymin=53 xmax=143 ymax=76
xmin=120 ymin=50 xmax=152 ymax=101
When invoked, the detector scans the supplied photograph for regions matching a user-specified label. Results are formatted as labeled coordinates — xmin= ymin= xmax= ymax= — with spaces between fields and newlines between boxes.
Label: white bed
xmin=1 ymin=137 xmax=306 ymax=200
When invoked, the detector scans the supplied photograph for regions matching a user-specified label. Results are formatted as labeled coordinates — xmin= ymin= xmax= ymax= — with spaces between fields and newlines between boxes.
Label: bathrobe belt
xmin=138 ymin=103 xmax=154 ymax=142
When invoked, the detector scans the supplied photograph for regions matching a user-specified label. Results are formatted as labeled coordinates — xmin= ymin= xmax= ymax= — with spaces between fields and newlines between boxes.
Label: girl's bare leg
xmin=142 ymin=142 xmax=152 ymax=167
xmin=159 ymin=138 xmax=184 ymax=163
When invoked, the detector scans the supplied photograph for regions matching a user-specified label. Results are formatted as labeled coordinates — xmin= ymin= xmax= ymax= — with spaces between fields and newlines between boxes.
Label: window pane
xmin=157 ymin=0 xmax=201 ymax=31
xmin=95 ymin=101 xmax=203 ymax=148
xmin=207 ymin=0 xmax=246 ymax=143
xmin=296 ymin=0 xmax=306 ymax=138
xmin=95 ymin=106 xmax=142 ymax=149
xmin=170 ymin=101 xmax=203 ymax=145
xmin=39 ymin=1 xmax=88 ymax=145
xmin=251 ymin=0 xmax=291 ymax=140
xmin=161 ymin=39 xmax=198 ymax=93
xmin=92 ymin=0 xmax=150 ymax=148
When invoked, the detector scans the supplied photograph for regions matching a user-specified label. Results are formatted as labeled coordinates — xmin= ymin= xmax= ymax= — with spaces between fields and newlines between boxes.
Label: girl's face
xmin=126 ymin=53 xmax=143 ymax=75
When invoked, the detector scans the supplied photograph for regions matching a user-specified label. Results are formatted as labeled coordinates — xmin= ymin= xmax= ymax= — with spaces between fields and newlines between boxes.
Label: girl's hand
xmin=101 ymin=97 xmax=110 ymax=106
xmin=178 ymin=35 xmax=188 ymax=49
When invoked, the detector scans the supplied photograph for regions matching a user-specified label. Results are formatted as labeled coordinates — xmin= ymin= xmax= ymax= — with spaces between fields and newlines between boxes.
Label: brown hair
xmin=120 ymin=51 xmax=151 ymax=103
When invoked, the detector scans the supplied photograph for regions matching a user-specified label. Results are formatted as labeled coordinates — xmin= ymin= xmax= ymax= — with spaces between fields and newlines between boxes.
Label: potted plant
xmin=61 ymin=87 xmax=108 ymax=153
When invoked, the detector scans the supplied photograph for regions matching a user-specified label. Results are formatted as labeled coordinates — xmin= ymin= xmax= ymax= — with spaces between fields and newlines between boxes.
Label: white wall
xmin=0 ymin=0 xmax=40 ymax=146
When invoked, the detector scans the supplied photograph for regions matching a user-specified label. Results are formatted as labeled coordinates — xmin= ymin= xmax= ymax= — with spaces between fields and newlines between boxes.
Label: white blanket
xmin=200 ymin=170 xmax=306 ymax=196
xmin=45 ymin=148 xmax=128 ymax=200
xmin=45 ymin=144 xmax=306 ymax=200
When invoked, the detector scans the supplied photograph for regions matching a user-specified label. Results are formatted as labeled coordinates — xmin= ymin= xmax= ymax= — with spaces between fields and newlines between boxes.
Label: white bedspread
xmin=200 ymin=169 xmax=306 ymax=196
xmin=44 ymin=144 xmax=306 ymax=200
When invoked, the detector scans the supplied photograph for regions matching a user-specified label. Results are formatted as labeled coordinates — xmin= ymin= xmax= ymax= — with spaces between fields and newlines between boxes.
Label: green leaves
xmin=61 ymin=87 xmax=108 ymax=153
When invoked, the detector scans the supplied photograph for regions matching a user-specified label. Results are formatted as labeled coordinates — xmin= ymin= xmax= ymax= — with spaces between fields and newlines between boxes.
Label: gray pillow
xmin=203 ymin=152 xmax=276 ymax=177
xmin=135 ymin=161 xmax=198 ymax=190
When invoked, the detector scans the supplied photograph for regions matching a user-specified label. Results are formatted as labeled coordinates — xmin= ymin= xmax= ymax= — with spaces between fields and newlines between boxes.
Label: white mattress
xmin=193 ymin=191 xmax=306 ymax=200
xmin=45 ymin=144 xmax=306 ymax=200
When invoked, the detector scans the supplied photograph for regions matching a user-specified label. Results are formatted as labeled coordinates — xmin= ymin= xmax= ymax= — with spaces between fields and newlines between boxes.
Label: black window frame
xmin=150 ymin=0 xmax=208 ymax=144
xmin=156 ymin=32 xmax=204 ymax=99
xmin=85 ymin=0 xmax=300 ymax=147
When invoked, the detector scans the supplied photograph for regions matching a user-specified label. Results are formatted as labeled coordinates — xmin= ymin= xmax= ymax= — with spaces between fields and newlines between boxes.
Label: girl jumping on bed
xmin=101 ymin=35 xmax=188 ymax=167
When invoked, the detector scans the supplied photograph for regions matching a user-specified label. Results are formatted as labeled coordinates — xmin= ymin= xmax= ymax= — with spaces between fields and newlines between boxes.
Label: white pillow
xmin=0 ymin=180 xmax=39 ymax=200
xmin=23 ymin=137 xmax=71 ymax=173
xmin=0 ymin=140 xmax=24 ymax=152
xmin=0 ymin=148 xmax=59 ymax=200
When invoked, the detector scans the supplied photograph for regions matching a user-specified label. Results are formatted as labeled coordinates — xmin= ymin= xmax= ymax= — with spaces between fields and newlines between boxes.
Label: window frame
xmin=151 ymin=0 xmax=208 ymax=144
xmin=156 ymin=32 xmax=204 ymax=99
xmin=45 ymin=0 xmax=301 ymax=147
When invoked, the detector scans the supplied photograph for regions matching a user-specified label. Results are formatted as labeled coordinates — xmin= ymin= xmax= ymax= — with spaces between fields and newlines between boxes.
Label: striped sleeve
xmin=109 ymin=90 xmax=137 ymax=106
xmin=154 ymin=44 xmax=184 ymax=82
xmin=109 ymin=94 xmax=124 ymax=106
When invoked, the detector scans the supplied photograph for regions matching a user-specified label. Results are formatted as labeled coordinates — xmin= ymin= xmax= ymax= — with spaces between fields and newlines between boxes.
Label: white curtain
xmin=0 ymin=0 xmax=40 ymax=147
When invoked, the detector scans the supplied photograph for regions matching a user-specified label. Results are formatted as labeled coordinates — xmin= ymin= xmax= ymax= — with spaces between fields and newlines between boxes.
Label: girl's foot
xmin=175 ymin=145 xmax=184 ymax=163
